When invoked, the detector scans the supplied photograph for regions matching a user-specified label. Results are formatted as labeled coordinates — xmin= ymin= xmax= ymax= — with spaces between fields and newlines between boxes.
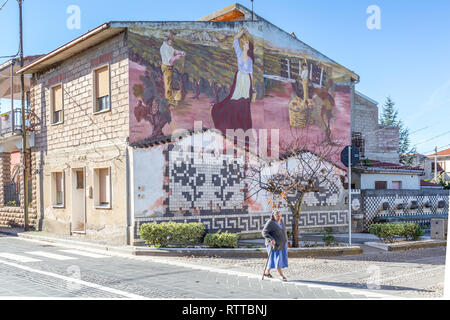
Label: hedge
xmin=369 ymin=223 xmax=424 ymax=243
xmin=139 ymin=222 xmax=205 ymax=247
xmin=203 ymin=230 xmax=239 ymax=248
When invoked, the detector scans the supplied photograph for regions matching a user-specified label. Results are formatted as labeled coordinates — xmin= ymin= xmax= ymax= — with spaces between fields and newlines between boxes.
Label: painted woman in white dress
xmin=211 ymin=27 xmax=254 ymax=134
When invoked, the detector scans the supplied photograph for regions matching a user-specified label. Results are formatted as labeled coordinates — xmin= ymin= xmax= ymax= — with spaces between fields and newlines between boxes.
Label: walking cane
xmin=262 ymin=244 xmax=274 ymax=280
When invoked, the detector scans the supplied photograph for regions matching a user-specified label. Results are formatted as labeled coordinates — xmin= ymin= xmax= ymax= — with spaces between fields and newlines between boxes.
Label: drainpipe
xmin=10 ymin=60 xmax=14 ymax=132
xmin=125 ymin=145 xmax=131 ymax=245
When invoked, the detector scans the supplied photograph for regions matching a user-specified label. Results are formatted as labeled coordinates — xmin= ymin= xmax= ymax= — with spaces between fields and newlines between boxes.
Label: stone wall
xmin=352 ymin=92 xmax=399 ymax=163
xmin=30 ymin=31 xmax=131 ymax=244
xmin=0 ymin=150 xmax=38 ymax=228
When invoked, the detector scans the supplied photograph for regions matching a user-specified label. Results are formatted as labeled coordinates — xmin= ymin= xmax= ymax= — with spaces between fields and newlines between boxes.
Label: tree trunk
xmin=291 ymin=208 xmax=299 ymax=248
xmin=291 ymin=194 xmax=304 ymax=248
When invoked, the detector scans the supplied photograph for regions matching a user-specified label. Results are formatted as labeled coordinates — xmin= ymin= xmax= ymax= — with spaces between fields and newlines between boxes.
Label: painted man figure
xmin=300 ymin=61 xmax=309 ymax=101
xmin=160 ymin=31 xmax=186 ymax=106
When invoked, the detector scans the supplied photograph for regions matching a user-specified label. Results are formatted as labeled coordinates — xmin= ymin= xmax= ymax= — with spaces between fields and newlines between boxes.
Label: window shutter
xmin=53 ymin=86 xmax=63 ymax=112
xmin=96 ymin=67 xmax=109 ymax=98
xmin=55 ymin=172 xmax=63 ymax=192
xmin=99 ymin=168 xmax=110 ymax=204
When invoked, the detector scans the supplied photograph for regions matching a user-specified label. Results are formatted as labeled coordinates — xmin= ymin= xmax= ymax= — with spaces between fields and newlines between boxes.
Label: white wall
xmin=132 ymin=147 xmax=166 ymax=217
xmin=360 ymin=173 xmax=421 ymax=190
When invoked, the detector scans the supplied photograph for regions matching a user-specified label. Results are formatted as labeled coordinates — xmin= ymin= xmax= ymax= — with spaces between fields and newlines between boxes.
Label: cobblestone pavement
xmin=161 ymin=245 xmax=447 ymax=298
xmin=0 ymin=235 xmax=392 ymax=299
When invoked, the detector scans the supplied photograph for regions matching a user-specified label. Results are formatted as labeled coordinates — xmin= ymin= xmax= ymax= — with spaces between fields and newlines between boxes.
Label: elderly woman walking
xmin=261 ymin=210 xmax=289 ymax=282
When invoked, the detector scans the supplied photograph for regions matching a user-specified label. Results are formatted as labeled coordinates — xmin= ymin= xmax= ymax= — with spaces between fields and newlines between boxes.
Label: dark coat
xmin=261 ymin=219 xmax=288 ymax=251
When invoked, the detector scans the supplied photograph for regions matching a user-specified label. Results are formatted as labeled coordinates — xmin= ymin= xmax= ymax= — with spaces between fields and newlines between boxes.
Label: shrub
xmin=369 ymin=223 xmax=402 ymax=243
xmin=139 ymin=222 xmax=205 ymax=247
xmin=398 ymin=223 xmax=417 ymax=241
xmin=369 ymin=222 xmax=423 ymax=243
xmin=204 ymin=230 xmax=238 ymax=248
xmin=411 ymin=224 xmax=425 ymax=241
xmin=322 ymin=227 xmax=335 ymax=246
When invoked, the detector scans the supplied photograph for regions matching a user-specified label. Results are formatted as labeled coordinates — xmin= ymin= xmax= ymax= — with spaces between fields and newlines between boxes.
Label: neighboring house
xmin=400 ymin=153 xmax=427 ymax=168
xmin=0 ymin=56 xmax=41 ymax=227
xmin=420 ymin=180 xmax=443 ymax=190
xmin=351 ymin=91 xmax=399 ymax=164
xmin=424 ymin=148 xmax=450 ymax=182
xmin=352 ymin=160 xmax=424 ymax=190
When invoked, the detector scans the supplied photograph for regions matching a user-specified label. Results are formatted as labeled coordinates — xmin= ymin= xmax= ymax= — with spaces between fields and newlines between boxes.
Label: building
xmin=352 ymin=160 xmax=424 ymax=190
xmin=351 ymin=91 xmax=399 ymax=164
xmin=9 ymin=3 xmax=366 ymax=244
xmin=0 ymin=56 xmax=42 ymax=228
xmin=424 ymin=148 xmax=450 ymax=182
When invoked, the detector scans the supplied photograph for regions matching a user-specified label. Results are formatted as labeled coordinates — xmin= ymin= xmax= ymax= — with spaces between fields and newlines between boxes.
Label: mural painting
xmin=128 ymin=22 xmax=355 ymax=221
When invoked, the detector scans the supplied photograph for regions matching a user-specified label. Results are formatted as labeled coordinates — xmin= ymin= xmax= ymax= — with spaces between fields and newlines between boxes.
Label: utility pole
xmin=434 ymin=146 xmax=438 ymax=182
xmin=348 ymin=145 xmax=352 ymax=247
xmin=19 ymin=0 xmax=29 ymax=231
xmin=251 ymin=0 xmax=254 ymax=21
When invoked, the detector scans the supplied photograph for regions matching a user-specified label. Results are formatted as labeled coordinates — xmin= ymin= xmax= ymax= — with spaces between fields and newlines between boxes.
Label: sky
xmin=0 ymin=0 xmax=449 ymax=155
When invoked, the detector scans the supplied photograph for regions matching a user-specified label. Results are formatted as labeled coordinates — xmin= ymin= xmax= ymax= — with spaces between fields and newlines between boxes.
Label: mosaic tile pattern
xmin=302 ymin=175 xmax=343 ymax=207
xmin=163 ymin=146 xmax=248 ymax=216
xmin=361 ymin=191 xmax=449 ymax=231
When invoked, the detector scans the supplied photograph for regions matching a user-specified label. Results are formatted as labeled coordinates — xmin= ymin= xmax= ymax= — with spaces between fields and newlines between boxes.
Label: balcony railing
xmin=0 ymin=108 xmax=32 ymax=136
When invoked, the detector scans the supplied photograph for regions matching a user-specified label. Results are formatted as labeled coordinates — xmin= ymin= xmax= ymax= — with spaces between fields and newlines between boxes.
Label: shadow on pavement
xmin=289 ymin=279 xmax=434 ymax=294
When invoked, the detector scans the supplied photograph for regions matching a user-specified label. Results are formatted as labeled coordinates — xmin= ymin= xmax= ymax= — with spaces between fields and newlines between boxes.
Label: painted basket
xmin=288 ymin=96 xmax=313 ymax=128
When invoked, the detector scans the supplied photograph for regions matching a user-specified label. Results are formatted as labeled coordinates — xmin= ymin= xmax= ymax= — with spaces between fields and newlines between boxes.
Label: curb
xmin=16 ymin=233 xmax=134 ymax=255
xmin=11 ymin=232 xmax=363 ymax=258
xmin=133 ymin=246 xmax=363 ymax=258
xmin=364 ymin=240 xmax=447 ymax=252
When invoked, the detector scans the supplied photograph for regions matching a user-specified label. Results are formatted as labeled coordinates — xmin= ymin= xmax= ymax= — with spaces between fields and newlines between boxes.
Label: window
xmin=76 ymin=170 xmax=84 ymax=189
xmin=392 ymin=181 xmax=402 ymax=190
xmin=94 ymin=66 xmax=110 ymax=113
xmin=375 ymin=181 xmax=387 ymax=190
xmin=351 ymin=132 xmax=365 ymax=158
xmin=51 ymin=84 xmax=63 ymax=124
xmin=93 ymin=168 xmax=111 ymax=208
xmin=51 ymin=172 xmax=64 ymax=207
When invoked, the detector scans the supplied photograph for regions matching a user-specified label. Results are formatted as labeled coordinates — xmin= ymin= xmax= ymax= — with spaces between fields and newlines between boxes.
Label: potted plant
xmin=1 ymin=113 xmax=9 ymax=121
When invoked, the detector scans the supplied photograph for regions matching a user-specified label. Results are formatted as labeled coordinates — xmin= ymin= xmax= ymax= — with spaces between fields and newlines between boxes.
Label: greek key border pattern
xmin=134 ymin=210 xmax=348 ymax=239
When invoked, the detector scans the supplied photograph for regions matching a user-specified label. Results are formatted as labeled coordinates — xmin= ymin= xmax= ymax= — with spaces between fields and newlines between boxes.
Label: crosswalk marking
xmin=25 ymin=251 xmax=77 ymax=261
xmin=58 ymin=249 xmax=111 ymax=259
xmin=0 ymin=252 xmax=41 ymax=263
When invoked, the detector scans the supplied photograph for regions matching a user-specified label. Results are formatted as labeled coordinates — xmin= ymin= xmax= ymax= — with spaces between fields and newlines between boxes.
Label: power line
xmin=421 ymin=144 xmax=450 ymax=156
xmin=413 ymin=130 xmax=450 ymax=147
xmin=0 ymin=0 xmax=9 ymax=11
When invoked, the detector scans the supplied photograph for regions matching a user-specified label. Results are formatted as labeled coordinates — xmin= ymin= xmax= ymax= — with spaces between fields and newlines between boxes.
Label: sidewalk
xmin=1 ymin=229 xmax=364 ymax=258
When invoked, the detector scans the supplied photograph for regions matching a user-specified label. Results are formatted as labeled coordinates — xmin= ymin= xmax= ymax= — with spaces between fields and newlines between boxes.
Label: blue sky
xmin=1 ymin=0 xmax=449 ymax=155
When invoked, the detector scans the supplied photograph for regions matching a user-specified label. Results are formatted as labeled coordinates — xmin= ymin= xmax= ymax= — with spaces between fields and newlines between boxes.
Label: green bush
xmin=139 ymin=222 xmax=205 ymax=247
xmin=411 ymin=224 xmax=425 ymax=241
xmin=322 ymin=227 xmax=335 ymax=246
xmin=398 ymin=223 xmax=418 ymax=241
xmin=204 ymin=230 xmax=238 ymax=248
xmin=369 ymin=223 xmax=401 ymax=243
xmin=369 ymin=222 xmax=423 ymax=243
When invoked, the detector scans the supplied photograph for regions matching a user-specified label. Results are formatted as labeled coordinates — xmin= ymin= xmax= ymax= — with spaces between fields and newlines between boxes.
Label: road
xmin=0 ymin=234 xmax=393 ymax=299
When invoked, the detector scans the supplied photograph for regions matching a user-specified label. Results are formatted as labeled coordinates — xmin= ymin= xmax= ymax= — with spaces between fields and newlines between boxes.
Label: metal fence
xmin=3 ymin=181 xmax=32 ymax=207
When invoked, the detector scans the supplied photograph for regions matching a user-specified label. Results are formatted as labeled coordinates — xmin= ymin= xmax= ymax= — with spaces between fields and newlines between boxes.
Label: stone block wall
xmin=352 ymin=92 xmax=399 ymax=163
xmin=0 ymin=151 xmax=38 ymax=228
xmin=29 ymin=31 xmax=131 ymax=244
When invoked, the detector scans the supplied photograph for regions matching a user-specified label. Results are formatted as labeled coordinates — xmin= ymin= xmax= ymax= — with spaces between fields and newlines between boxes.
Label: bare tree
xmin=246 ymin=135 xmax=345 ymax=247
